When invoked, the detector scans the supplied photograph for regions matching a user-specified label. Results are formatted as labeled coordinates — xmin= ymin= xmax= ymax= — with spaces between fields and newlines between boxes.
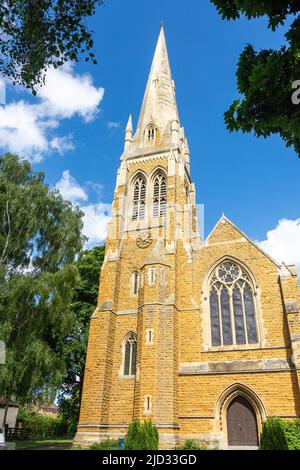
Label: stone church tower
xmin=75 ymin=26 xmax=300 ymax=449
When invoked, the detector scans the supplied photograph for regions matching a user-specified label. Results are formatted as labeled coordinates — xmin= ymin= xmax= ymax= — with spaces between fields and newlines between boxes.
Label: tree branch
xmin=0 ymin=199 xmax=11 ymax=266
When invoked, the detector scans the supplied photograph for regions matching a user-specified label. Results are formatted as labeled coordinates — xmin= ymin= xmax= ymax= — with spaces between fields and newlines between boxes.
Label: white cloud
xmin=85 ymin=180 xmax=104 ymax=196
xmin=55 ymin=170 xmax=88 ymax=204
xmin=0 ymin=63 xmax=104 ymax=161
xmin=0 ymin=101 xmax=48 ymax=162
xmin=107 ymin=121 xmax=120 ymax=130
xmin=50 ymin=135 xmax=75 ymax=155
xmin=55 ymin=170 xmax=110 ymax=247
xmin=259 ymin=218 xmax=300 ymax=273
xmin=81 ymin=203 xmax=111 ymax=248
xmin=37 ymin=63 xmax=104 ymax=122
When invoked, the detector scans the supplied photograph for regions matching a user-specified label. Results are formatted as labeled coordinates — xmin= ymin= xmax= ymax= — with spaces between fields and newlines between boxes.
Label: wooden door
xmin=227 ymin=396 xmax=258 ymax=446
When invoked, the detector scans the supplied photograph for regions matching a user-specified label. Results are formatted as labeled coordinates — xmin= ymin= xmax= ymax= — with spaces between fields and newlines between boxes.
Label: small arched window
xmin=132 ymin=271 xmax=139 ymax=295
xmin=132 ymin=175 xmax=146 ymax=221
xmin=209 ymin=261 xmax=258 ymax=347
xmin=123 ymin=333 xmax=137 ymax=376
xmin=185 ymin=183 xmax=189 ymax=205
xmin=153 ymin=172 xmax=167 ymax=217
xmin=147 ymin=125 xmax=156 ymax=142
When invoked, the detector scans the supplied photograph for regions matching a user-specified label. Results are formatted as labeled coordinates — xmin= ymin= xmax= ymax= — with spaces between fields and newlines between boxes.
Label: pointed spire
xmin=126 ymin=114 xmax=133 ymax=133
xmin=135 ymin=25 xmax=179 ymax=144
xmin=124 ymin=114 xmax=133 ymax=152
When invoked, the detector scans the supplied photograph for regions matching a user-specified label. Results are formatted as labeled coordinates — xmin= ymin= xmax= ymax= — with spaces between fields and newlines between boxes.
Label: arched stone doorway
xmin=227 ymin=396 xmax=258 ymax=446
xmin=215 ymin=383 xmax=266 ymax=448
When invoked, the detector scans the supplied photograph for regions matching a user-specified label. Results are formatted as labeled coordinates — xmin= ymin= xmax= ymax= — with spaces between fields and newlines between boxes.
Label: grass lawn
xmin=14 ymin=437 xmax=73 ymax=450
xmin=14 ymin=437 xmax=121 ymax=451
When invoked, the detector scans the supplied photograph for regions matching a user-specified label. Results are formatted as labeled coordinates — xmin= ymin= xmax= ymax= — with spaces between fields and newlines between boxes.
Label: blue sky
xmin=0 ymin=0 xmax=299 ymax=268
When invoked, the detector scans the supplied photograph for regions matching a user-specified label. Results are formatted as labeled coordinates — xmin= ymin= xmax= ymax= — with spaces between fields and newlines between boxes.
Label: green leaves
xmin=124 ymin=419 xmax=159 ymax=450
xmin=0 ymin=0 xmax=104 ymax=93
xmin=260 ymin=417 xmax=288 ymax=450
xmin=211 ymin=1 xmax=300 ymax=157
xmin=260 ymin=417 xmax=300 ymax=450
xmin=223 ymin=45 xmax=300 ymax=154
xmin=0 ymin=153 xmax=85 ymax=406
xmin=211 ymin=1 xmax=300 ymax=30
xmin=57 ymin=245 xmax=105 ymax=434
xmin=0 ymin=154 xmax=86 ymax=273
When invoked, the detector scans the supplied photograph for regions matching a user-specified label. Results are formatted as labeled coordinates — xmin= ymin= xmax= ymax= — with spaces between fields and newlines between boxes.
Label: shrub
xmin=89 ymin=439 xmax=119 ymax=450
xmin=176 ymin=440 xmax=207 ymax=450
xmin=281 ymin=419 xmax=300 ymax=450
xmin=17 ymin=407 xmax=68 ymax=440
xmin=260 ymin=417 xmax=288 ymax=450
xmin=124 ymin=420 xmax=141 ymax=450
xmin=143 ymin=420 xmax=159 ymax=450
xmin=125 ymin=419 xmax=159 ymax=450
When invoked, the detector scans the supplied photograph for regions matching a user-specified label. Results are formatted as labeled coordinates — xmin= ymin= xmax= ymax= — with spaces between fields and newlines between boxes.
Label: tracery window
xmin=209 ymin=261 xmax=258 ymax=347
xmin=153 ymin=172 xmax=167 ymax=217
xmin=123 ymin=333 xmax=137 ymax=376
xmin=132 ymin=175 xmax=146 ymax=220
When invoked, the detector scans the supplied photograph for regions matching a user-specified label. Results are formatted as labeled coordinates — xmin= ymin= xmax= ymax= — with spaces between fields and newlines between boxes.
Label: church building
xmin=75 ymin=26 xmax=300 ymax=449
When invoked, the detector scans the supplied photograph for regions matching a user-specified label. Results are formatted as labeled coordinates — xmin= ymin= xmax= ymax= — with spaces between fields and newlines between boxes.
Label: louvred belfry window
xmin=132 ymin=175 xmax=146 ymax=220
xmin=153 ymin=173 xmax=167 ymax=217
xmin=209 ymin=261 xmax=259 ymax=347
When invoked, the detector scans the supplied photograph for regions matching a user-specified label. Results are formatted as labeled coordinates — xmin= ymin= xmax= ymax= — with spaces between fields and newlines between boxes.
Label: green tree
xmin=211 ymin=1 xmax=300 ymax=157
xmin=0 ymin=0 xmax=104 ymax=93
xmin=0 ymin=153 xmax=85 ymax=429
xmin=58 ymin=245 xmax=105 ymax=434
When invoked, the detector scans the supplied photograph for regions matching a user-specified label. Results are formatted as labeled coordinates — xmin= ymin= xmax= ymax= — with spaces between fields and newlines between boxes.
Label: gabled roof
xmin=201 ymin=214 xmax=283 ymax=269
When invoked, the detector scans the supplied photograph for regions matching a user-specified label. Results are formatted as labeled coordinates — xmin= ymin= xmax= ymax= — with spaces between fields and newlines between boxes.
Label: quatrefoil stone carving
xmin=136 ymin=231 xmax=153 ymax=249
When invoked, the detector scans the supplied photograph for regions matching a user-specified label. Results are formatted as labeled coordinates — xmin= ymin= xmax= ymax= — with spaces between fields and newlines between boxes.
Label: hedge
xmin=17 ymin=408 xmax=68 ymax=440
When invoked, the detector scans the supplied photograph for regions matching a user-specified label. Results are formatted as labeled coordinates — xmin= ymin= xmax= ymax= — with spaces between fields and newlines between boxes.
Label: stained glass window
xmin=209 ymin=261 xmax=258 ymax=347
xmin=233 ymin=286 xmax=246 ymax=344
xmin=210 ymin=288 xmax=221 ymax=346
xmin=244 ymin=286 xmax=258 ymax=344
xmin=221 ymin=287 xmax=232 ymax=345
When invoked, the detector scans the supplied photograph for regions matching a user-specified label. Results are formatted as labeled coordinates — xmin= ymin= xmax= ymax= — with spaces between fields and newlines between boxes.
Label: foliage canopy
xmin=211 ymin=1 xmax=300 ymax=156
xmin=58 ymin=245 xmax=105 ymax=434
xmin=0 ymin=154 xmax=85 ymax=408
xmin=0 ymin=0 xmax=104 ymax=93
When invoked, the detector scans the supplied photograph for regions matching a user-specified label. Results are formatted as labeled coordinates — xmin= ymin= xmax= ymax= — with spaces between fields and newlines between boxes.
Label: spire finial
xmin=135 ymin=20 xmax=179 ymax=140
xmin=125 ymin=113 xmax=133 ymax=132
xmin=124 ymin=114 xmax=133 ymax=152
